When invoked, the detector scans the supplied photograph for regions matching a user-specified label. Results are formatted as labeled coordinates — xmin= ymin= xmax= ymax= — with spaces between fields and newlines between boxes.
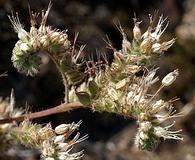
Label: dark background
xmin=1 ymin=0 xmax=195 ymax=159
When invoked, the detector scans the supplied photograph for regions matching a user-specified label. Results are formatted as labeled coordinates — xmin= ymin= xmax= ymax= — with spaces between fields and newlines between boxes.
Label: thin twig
xmin=47 ymin=52 xmax=70 ymax=103
xmin=0 ymin=102 xmax=85 ymax=124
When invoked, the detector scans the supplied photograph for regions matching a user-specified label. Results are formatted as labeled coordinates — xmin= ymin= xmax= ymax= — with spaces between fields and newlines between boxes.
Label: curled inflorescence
xmin=9 ymin=3 xmax=71 ymax=77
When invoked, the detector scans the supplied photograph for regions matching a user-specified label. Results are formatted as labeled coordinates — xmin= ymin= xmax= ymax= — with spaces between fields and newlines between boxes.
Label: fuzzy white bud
xmin=50 ymin=32 xmax=60 ymax=42
xmin=55 ymin=124 xmax=69 ymax=134
xmin=57 ymin=142 xmax=69 ymax=151
xmin=54 ymin=135 xmax=65 ymax=144
xmin=18 ymin=28 xmax=29 ymax=42
xmin=139 ymin=131 xmax=148 ymax=140
xmin=162 ymin=69 xmax=179 ymax=86
xmin=20 ymin=43 xmax=30 ymax=52
xmin=40 ymin=35 xmax=49 ymax=47
xmin=140 ymin=121 xmax=152 ymax=132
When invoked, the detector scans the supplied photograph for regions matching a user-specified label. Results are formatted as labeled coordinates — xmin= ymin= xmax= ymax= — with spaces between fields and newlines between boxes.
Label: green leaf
xmin=76 ymin=92 xmax=91 ymax=105
xmin=88 ymin=80 xmax=99 ymax=98
xmin=50 ymin=44 xmax=61 ymax=53
xmin=60 ymin=59 xmax=85 ymax=85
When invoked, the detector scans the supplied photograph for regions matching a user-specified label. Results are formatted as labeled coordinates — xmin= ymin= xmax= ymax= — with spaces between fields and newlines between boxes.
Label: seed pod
xmin=55 ymin=124 xmax=69 ymax=134
xmin=162 ymin=69 xmax=179 ymax=86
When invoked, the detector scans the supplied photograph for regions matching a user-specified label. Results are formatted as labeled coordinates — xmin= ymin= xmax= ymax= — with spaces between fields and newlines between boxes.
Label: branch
xmin=0 ymin=102 xmax=85 ymax=124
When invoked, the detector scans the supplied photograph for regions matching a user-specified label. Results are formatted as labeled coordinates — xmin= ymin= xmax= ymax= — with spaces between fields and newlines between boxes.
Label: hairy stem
xmin=47 ymin=53 xmax=70 ymax=103
xmin=0 ymin=102 xmax=85 ymax=124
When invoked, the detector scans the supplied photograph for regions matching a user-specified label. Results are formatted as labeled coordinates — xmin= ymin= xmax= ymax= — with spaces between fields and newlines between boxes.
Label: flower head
xmin=9 ymin=2 xmax=74 ymax=77
xmin=11 ymin=120 xmax=88 ymax=160
xmin=136 ymin=14 xmax=175 ymax=54
xmin=154 ymin=121 xmax=183 ymax=141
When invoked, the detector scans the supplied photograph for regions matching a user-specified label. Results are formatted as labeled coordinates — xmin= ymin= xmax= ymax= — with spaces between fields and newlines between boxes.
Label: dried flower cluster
xmin=11 ymin=120 xmax=88 ymax=160
xmin=0 ymin=91 xmax=23 ymax=133
xmin=6 ymin=2 xmax=183 ymax=157
xmin=9 ymin=2 xmax=86 ymax=102
xmin=0 ymin=90 xmax=23 ymax=154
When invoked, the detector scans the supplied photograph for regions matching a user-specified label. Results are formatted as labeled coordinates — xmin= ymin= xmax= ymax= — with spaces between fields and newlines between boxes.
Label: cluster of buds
xmin=113 ymin=14 xmax=175 ymax=68
xmin=9 ymin=2 xmax=71 ymax=76
xmin=129 ymin=69 xmax=183 ymax=150
xmin=68 ymin=14 xmax=182 ymax=151
xmin=11 ymin=120 xmax=88 ymax=160
xmin=134 ymin=15 xmax=175 ymax=54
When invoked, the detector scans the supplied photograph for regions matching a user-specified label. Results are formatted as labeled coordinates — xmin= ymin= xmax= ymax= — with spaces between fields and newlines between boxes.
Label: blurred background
xmin=1 ymin=0 xmax=195 ymax=159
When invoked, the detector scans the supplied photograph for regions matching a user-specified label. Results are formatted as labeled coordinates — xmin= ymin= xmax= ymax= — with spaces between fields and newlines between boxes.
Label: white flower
xmin=154 ymin=121 xmax=183 ymax=140
xmin=20 ymin=43 xmax=30 ymax=52
xmin=8 ymin=13 xmax=29 ymax=42
xmin=139 ymin=121 xmax=152 ymax=132
xmin=151 ymin=15 xmax=169 ymax=42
